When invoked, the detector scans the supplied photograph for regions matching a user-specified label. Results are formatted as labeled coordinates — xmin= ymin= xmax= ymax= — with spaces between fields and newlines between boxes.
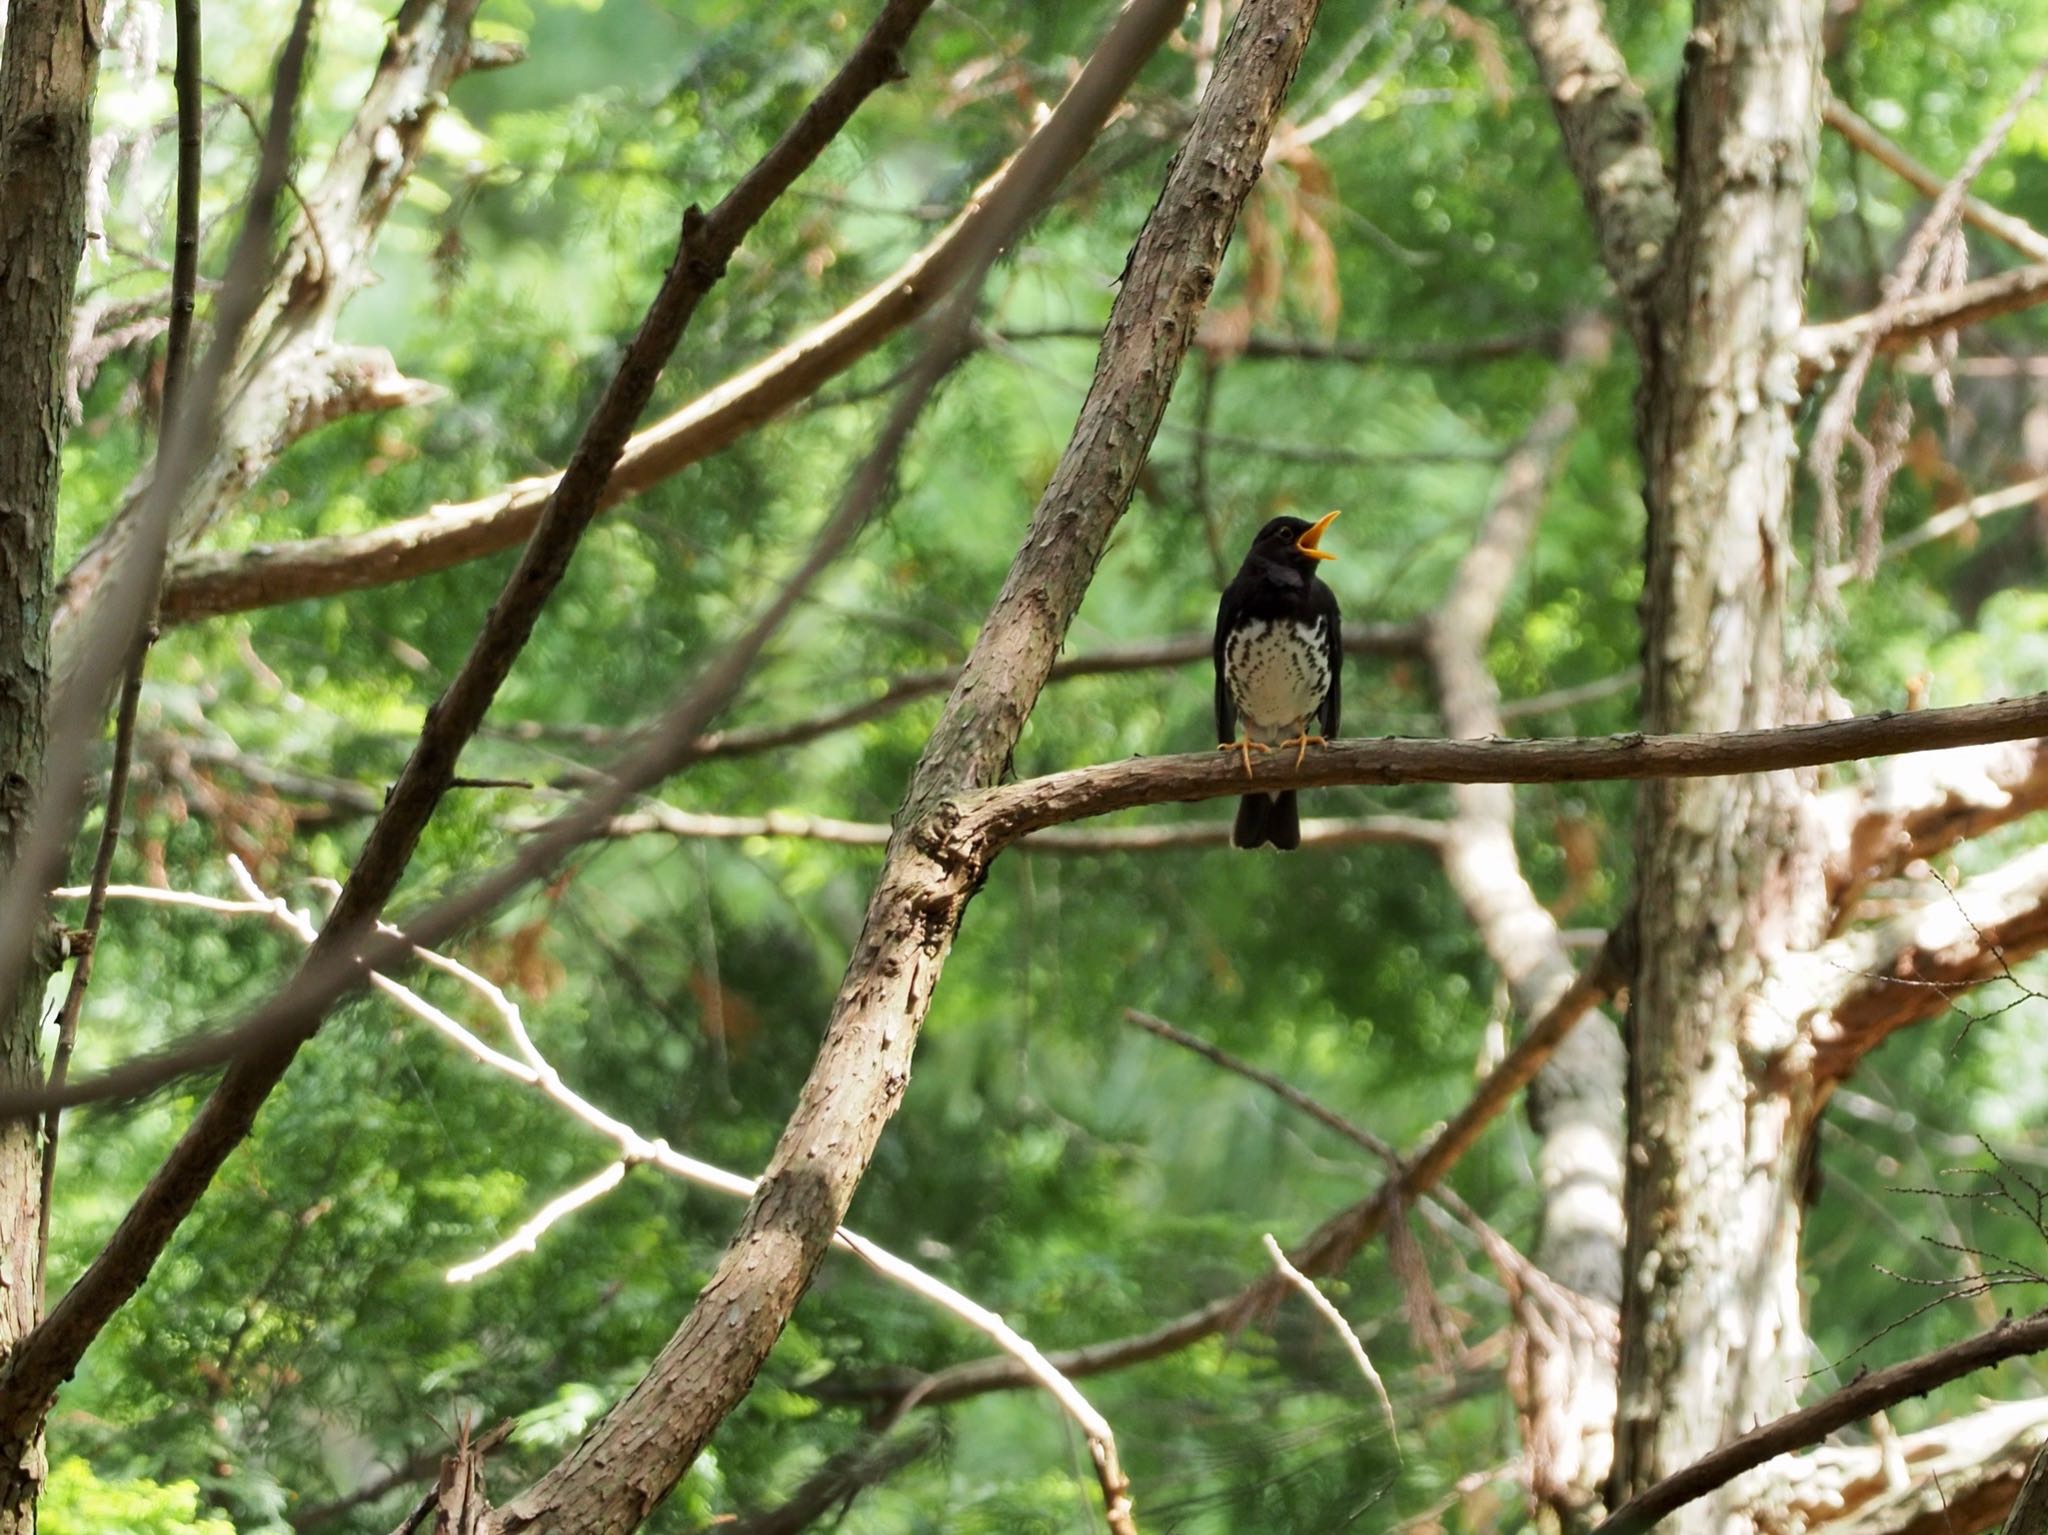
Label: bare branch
xmin=1004 ymin=323 xmax=1562 ymax=367
xmin=1824 ymin=100 xmax=2048 ymax=264
xmin=54 ymin=0 xmax=493 ymax=644
xmin=149 ymin=3 xmax=1189 ymax=629
xmin=540 ymin=805 xmax=1446 ymax=855
xmin=714 ymin=1428 xmax=941 ymax=1535
xmin=1262 ymin=1233 xmax=1400 ymax=1451
xmin=858 ymin=946 xmax=1618 ymax=1411
xmin=1798 ymin=262 xmax=2048 ymax=382
xmin=1594 ymin=1310 xmax=2048 ymax=1535
xmin=960 ymin=692 xmax=2048 ymax=848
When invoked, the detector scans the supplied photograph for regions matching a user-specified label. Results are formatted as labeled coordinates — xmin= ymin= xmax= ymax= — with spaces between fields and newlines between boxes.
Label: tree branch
xmin=959 ymin=692 xmax=2048 ymax=849
xmin=149 ymin=3 xmax=1191 ymax=629
xmin=1595 ymin=1310 xmax=2048 ymax=1535
xmin=53 ymin=0 xmax=495 ymax=645
xmin=481 ymin=7 xmax=1321 ymax=1529
xmin=855 ymin=945 xmax=1619 ymax=1411
xmin=3 ymin=0 xmax=938 ymax=1438
xmin=541 ymin=805 xmax=1447 ymax=855
xmin=1798 ymin=263 xmax=2048 ymax=382
xmin=1823 ymin=100 xmax=2048 ymax=264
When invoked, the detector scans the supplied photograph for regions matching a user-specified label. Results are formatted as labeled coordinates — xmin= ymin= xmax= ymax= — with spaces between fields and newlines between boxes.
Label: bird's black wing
xmin=1214 ymin=582 xmax=1239 ymax=745
xmin=1318 ymin=583 xmax=1342 ymax=740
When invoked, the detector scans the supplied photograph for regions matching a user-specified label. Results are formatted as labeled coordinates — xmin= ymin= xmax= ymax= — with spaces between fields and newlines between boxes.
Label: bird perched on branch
xmin=1214 ymin=511 xmax=1342 ymax=850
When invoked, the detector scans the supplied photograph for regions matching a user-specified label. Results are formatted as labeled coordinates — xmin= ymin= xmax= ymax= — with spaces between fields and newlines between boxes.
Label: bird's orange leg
xmin=1217 ymin=734 xmax=1273 ymax=779
xmin=1277 ymin=731 xmax=1327 ymax=769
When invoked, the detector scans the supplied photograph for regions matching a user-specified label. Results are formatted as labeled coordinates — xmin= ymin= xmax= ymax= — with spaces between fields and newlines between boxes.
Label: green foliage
xmin=42 ymin=1458 xmax=238 ymax=1535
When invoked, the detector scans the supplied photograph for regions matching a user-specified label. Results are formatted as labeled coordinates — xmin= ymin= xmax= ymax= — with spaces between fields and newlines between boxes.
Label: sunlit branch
xmin=1262 ymin=1233 xmax=1401 ymax=1451
xmin=1798 ymin=262 xmax=2048 ymax=382
xmin=188 ymin=862 xmax=1142 ymax=1535
xmin=1823 ymin=100 xmax=2048 ymax=264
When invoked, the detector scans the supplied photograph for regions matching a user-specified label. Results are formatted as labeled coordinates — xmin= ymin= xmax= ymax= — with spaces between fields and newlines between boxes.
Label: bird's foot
xmin=1218 ymin=736 xmax=1273 ymax=779
xmin=1278 ymin=732 xmax=1326 ymax=769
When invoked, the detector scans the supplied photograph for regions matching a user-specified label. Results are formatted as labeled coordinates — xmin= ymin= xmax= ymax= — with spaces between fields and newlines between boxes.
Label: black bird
xmin=1214 ymin=511 xmax=1342 ymax=850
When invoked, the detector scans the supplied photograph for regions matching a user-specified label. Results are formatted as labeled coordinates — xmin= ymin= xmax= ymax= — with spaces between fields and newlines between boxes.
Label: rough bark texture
xmin=1613 ymin=0 xmax=1829 ymax=1523
xmin=0 ymin=0 xmax=102 ymax=1525
xmin=484 ymin=4 xmax=1329 ymax=1528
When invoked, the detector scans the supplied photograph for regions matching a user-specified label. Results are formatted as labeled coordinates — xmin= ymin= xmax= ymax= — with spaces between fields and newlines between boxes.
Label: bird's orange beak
xmin=1295 ymin=509 xmax=1340 ymax=562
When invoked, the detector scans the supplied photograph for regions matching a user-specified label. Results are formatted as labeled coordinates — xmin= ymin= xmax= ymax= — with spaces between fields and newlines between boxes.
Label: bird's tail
xmin=1233 ymin=791 xmax=1300 ymax=851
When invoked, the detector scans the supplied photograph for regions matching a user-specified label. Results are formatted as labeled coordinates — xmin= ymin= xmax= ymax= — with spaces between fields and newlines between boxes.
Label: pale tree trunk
xmin=0 ymin=0 xmax=102 ymax=1528
xmin=1613 ymin=0 xmax=1831 ymax=1524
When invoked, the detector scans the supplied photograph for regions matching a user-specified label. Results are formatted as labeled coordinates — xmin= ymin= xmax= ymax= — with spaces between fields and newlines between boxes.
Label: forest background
xmin=10 ymin=0 xmax=2048 ymax=1531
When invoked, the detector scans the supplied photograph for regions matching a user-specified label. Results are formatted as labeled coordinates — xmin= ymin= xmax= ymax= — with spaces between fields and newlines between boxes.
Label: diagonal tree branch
xmin=845 ymin=943 xmax=1621 ymax=1412
xmin=53 ymin=0 xmax=505 ymax=648
xmin=1503 ymin=0 xmax=1677 ymax=340
xmin=480 ymin=6 xmax=1325 ymax=1529
xmin=1594 ymin=1310 xmax=2048 ymax=1535
xmin=148 ymin=9 xmax=1192 ymax=630
xmin=1824 ymin=99 xmax=2048 ymax=265
xmin=1 ymin=0 xmax=939 ymax=1441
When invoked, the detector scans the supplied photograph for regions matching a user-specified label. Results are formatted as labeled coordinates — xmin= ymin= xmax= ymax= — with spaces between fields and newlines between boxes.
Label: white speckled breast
xmin=1225 ymin=617 xmax=1330 ymax=740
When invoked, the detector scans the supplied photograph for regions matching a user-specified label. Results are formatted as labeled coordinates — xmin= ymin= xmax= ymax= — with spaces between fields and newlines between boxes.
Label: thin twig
xmin=180 ymin=862 xmax=1140 ymax=1535
xmin=1263 ymin=1233 xmax=1401 ymax=1453
xmin=1823 ymin=99 xmax=2048 ymax=264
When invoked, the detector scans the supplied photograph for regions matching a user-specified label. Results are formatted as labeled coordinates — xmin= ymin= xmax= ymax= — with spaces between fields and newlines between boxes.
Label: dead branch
xmin=544 ymin=805 xmax=1447 ymax=854
xmin=855 ymin=946 xmax=1618 ymax=1411
xmin=1262 ymin=1233 xmax=1400 ymax=1450
xmin=1799 ymin=263 xmax=2048 ymax=382
xmin=1594 ymin=1309 xmax=2048 ymax=1535
xmin=54 ymin=0 xmax=493 ymax=644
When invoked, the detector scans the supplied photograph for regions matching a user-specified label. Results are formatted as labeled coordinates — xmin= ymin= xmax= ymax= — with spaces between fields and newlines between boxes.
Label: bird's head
xmin=1242 ymin=510 xmax=1340 ymax=577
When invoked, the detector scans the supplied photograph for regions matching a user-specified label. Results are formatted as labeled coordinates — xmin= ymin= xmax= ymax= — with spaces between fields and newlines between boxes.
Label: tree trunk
xmin=1612 ymin=0 xmax=1830 ymax=1524
xmin=0 ymin=0 xmax=104 ymax=1527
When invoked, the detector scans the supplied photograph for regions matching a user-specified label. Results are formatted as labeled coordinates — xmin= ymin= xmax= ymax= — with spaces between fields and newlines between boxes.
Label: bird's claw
xmin=1280 ymin=732 xmax=1326 ymax=769
xmin=1218 ymin=736 xmax=1272 ymax=780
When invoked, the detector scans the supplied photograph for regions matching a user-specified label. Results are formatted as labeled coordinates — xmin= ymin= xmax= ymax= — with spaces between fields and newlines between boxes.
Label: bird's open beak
xmin=1295 ymin=509 xmax=1340 ymax=562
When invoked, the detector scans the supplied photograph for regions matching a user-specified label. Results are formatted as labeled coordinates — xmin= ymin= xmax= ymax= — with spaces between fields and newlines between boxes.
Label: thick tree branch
xmin=3 ymin=0 xmax=938 ymax=1439
xmin=1595 ymin=1310 xmax=2048 ymax=1535
xmin=482 ymin=8 xmax=1322 ymax=1530
xmin=1504 ymin=0 xmax=1677 ymax=339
